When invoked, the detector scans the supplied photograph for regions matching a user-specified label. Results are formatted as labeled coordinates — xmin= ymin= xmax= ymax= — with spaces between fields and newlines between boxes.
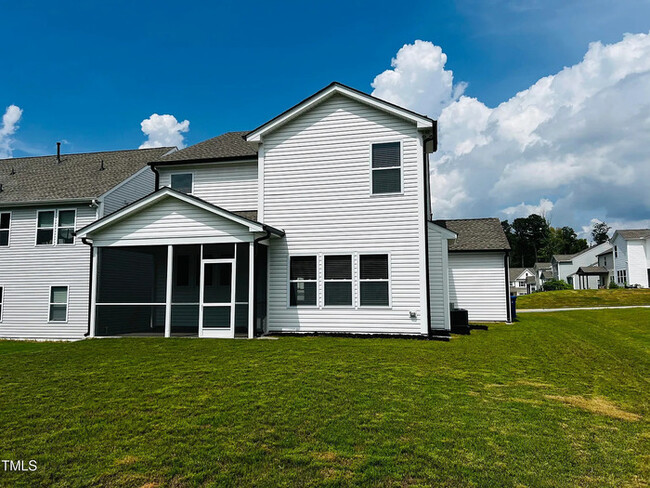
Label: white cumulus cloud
xmin=0 ymin=105 xmax=23 ymax=158
xmin=139 ymin=113 xmax=190 ymax=149
xmin=371 ymin=40 xmax=466 ymax=118
xmin=373 ymin=34 xmax=650 ymax=231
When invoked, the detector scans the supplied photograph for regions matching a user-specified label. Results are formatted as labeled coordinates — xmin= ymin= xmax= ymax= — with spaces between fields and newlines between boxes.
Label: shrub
xmin=543 ymin=279 xmax=573 ymax=291
xmin=608 ymin=281 xmax=620 ymax=289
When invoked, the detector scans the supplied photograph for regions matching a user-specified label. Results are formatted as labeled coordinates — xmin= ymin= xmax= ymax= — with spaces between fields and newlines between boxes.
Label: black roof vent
xmin=100 ymin=160 xmax=105 ymax=171
xmin=0 ymin=183 xmax=3 ymax=192
xmin=56 ymin=142 xmax=61 ymax=163
xmin=10 ymin=167 xmax=15 ymax=175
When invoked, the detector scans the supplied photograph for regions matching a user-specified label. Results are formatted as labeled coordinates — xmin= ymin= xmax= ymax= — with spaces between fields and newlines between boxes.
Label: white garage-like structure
xmin=434 ymin=218 xmax=512 ymax=323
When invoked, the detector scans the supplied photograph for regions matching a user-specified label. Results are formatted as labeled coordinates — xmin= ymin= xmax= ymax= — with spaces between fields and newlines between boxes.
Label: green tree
xmin=511 ymin=214 xmax=550 ymax=266
xmin=591 ymin=221 xmax=611 ymax=245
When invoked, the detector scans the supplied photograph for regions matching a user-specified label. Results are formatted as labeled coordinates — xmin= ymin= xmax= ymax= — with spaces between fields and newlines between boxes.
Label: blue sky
xmin=2 ymin=0 xmax=647 ymax=154
xmin=2 ymin=0 xmax=649 ymax=232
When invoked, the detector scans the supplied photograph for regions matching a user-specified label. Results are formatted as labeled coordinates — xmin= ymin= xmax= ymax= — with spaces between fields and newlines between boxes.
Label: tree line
xmin=501 ymin=215 xmax=610 ymax=267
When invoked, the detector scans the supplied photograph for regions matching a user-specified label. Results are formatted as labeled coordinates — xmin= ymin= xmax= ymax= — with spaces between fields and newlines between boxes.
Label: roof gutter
xmin=147 ymin=156 xmax=257 ymax=167
xmin=0 ymin=198 xmax=95 ymax=208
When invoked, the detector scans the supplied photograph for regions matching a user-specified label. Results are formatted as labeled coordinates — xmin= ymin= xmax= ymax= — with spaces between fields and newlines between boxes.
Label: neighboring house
xmin=509 ymin=267 xmax=534 ymax=296
xmin=596 ymin=248 xmax=614 ymax=286
xmin=533 ymin=262 xmax=552 ymax=290
xmin=0 ymin=147 xmax=174 ymax=339
xmin=610 ymin=229 xmax=650 ymax=287
xmin=551 ymin=242 xmax=611 ymax=289
xmin=433 ymin=218 xmax=511 ymax=322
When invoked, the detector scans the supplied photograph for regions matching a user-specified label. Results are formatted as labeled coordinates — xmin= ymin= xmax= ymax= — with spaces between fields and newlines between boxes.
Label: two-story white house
xmin=610 ymin=229 xmax=650 ymax=287
xmin=3 ymin=82 xmax=511 ymax=340
xmin=0 ymin=147 xmax=174 ymax=339
xmin=551 ymin=242 xmax=612 ymax=289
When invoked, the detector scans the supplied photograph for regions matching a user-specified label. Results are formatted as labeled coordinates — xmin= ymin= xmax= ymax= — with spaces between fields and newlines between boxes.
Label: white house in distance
xmin=509 ymin=267 xmax=534 ymax=296
xmin=551 ymin=242 xmax=611 ymax=290
xmin=1 ymin=82 xmax=512 ymax=340
xmin=0 ymin=147 xmax=174 ymax=338
xmin=610 ymin=229 xmax=650 ymax=287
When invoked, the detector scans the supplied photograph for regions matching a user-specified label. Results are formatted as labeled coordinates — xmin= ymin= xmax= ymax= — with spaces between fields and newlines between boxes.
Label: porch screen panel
xmin=97 ymin=247 xmax=167 ymax=303
xmin=235 ymin=243 xmax=249 ymax=302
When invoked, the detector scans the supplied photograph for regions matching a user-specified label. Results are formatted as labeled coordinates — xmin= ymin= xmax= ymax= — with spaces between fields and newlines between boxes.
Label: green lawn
xmin=0 ymin=310 xmax=648 ymax=487
xmin=517 ymin=288 xmax=650 ymax=309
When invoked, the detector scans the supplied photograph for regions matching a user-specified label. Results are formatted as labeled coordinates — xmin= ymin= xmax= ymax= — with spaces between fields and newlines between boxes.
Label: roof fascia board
xmin=426 ymin=221 xmax=458 ymax=240
xmin=150 ymin=155 xmax=257 ymax=167
xmin=246 ymin=84 xmax=433 ymax=142
xmin=0 ymin=198 xmax=94 ymax=208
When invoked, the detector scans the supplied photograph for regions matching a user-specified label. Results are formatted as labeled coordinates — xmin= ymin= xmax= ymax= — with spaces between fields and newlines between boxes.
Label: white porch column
xmin=248 ymin=241 xmax=255 ymax=339
xmin=164 ymin=245 xmax=173 ymax=338
xmin=89 ymin=246 xmax=99 ymax=338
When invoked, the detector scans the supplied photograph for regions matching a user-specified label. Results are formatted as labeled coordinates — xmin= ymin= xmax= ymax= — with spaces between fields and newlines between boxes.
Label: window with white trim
xmin=617 ymin=270 xmax=627 ymax=284
xmin=36 ymin=210 xmax=76 ymax=246
xmin=324 ymin=255 xmax=352 ymax=306
xmin=171 ymin=173 xmax=193 ymax=194
xmin=36 ymin=211 xmax=55 ymax=245
xmin=371 ymin=142 xmax=401 ymax=194
xmin=0 ymin=212 xmax=9 ymax=246
xmin=289 ymin=256 xmax=317 ymax=306
xmin=0 ymin=286 xmax=3 ymax=322
xmin=49 ymin=286 xmax=68 ymax=322
xmin=359 ymin=254 xmax=390 ymax=306
xmin=57 ymin=210 xmax=75 ymax=244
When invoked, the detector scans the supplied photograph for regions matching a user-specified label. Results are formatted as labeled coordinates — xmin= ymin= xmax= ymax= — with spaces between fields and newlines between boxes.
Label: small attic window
xmin=171 ymin=173 xmax=193 ymax=194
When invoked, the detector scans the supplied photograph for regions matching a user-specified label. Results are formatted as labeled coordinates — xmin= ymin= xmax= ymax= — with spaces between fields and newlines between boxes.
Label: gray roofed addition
xmin=155 ymin=131 xmax=257 ymax=164
xmin=432 ymin=218 xmax=511 ymax=252
xmin=0 ymin=147 xmax=174 ymax=205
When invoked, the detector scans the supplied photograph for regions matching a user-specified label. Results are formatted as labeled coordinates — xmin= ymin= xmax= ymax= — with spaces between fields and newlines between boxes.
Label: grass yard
xmin=517 ymin=288 xmax=650 ymax=309
xmin=0 ymin=309 xmax=648 ymax=487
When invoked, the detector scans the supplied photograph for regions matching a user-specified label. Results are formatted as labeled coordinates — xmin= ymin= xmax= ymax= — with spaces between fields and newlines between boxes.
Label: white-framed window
xmin=49 ymin=286 xmax=69 ymax=322
xmin=614 ymin=246 xmax=618 ymax=258
xmin=0 ymin=212 xmax=10 ymax=247
xmin=617 ymin=270 xmax=627 ymax=284
xmin=289 ymin=256 xmax=317 ymax=306
xmin=171 ymin=173 xmax=193 ymax=194
xmin=0 ymin=286 xmax=4 ymax=322
xmin=57 ymin=210 xmax=76 ymax=244
xmin=36 ymin=209 xmax=76 ymax=246
xmin=324 ymin=255 xmax=352 ymax=307
xmin=358 ymin=254 xmax=390 ymax=307
xmin=36 ymin=210 xmax=56 ymax=245
xmin=371 ymin=142 xmax=401 ymax=195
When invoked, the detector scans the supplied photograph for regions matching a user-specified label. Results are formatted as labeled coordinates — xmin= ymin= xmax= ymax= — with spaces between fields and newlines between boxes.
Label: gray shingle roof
xmin=577 ymin=266 xmax=609 ymax=274
xmin=0 ymin=147 xmax=173 ymax=205
xmin=509 ymin=267 xmax=533 ymax=279
xmin=156 ymin=131 xmax=257 ymax=163
xmin=533 ymin=262 xmax=551 ymax=271
xmin=433 ymin=218 xmax=511 ymax=252
xmin=553 ymin=254 xmax=575 ymax=263
xmin=617 ymin=229 xmax=650 ymax=239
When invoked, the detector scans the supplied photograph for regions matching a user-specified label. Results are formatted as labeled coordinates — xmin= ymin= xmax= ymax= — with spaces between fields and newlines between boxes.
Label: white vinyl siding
xmin=0 ymin=205 xmax=96 ymax=339
xmin=426 ymin=223 xmax=449 ymax=331
xmin=158 ymin=161 xmax=258 ymax=213
xmin=265 ymin=94 xmax=426 ymax=335
xmin=89 ymin=197 xmax=254 ymax=247
xmin=627 ymin=240 xmax=649 ymax=287
xmin=102 ymin=167 xmax=156 ymax=216
xmin=448 ymin=252 xmax=508 ymax=322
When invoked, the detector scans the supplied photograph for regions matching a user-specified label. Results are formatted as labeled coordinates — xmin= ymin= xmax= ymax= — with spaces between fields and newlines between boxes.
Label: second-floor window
xmin=0 ymin=212 xmax=10 ymax=246
xmin=371 ymin=142 xmax=401 ymax=195
xmin=171 ymin=173 xmax=193 ymax=194
xmin=36 ymin=210 xmax=76 ymax=245
xmin=614 ymin=245 xmax=618 ymax=258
